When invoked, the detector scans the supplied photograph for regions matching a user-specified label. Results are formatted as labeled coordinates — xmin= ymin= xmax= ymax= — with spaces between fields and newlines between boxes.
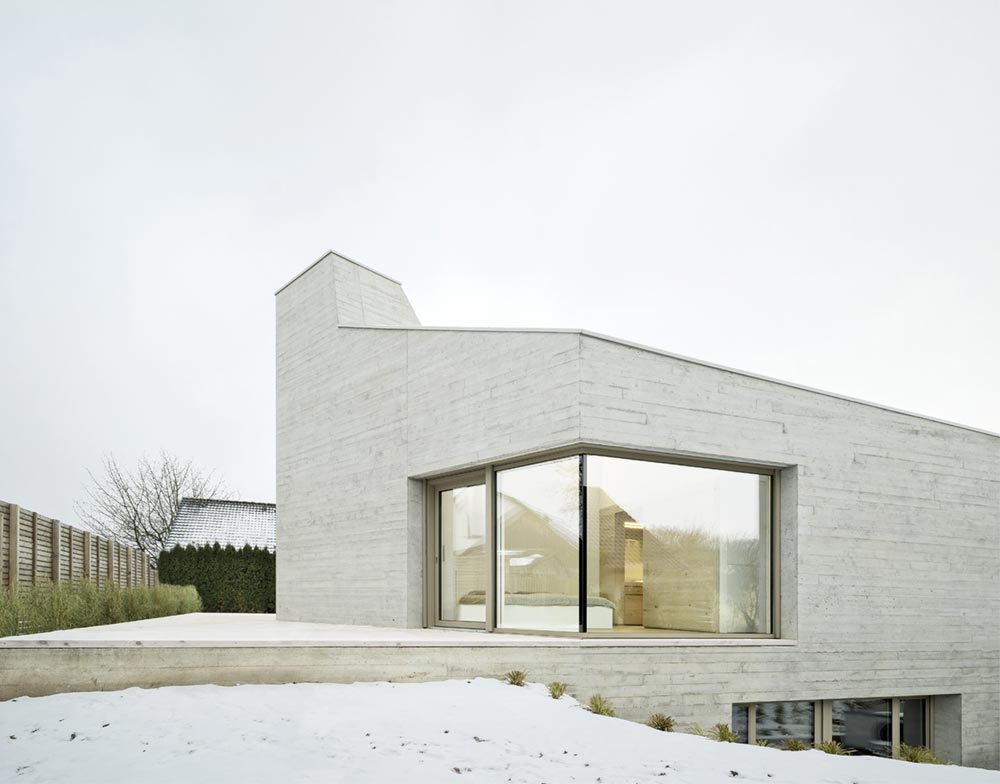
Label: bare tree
xmin=75 ymin=451 xmax=226 ymax=559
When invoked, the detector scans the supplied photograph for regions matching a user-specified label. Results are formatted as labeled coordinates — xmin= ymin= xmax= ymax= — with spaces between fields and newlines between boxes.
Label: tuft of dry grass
xmin=587 ymin=695 xmax=616 ymax=717
xmin=706 ymin=723 xmax=737 ymax=742
xmin=646 ymin=713 xmax=674 ymax=732
xmin=899 ymin=744 xmax=946 ymax=764
xmin=503 ymin=670 xmax=526 ymax=687
xmin=547 ymin=682 xmax=567 ymax=699
xmin=816 ymin=740 xmax=854 ymax=755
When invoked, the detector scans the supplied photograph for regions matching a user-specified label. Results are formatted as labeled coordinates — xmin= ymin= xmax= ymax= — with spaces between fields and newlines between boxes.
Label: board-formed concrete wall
xmin=276 ymin=253 xmax=420 ymax=627
xmin=275 ymin=252 xmax=999 ymax=767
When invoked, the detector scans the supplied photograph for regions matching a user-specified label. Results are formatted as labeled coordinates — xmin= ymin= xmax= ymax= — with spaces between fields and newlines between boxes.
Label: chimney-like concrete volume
xmin=276 ymin=251 xmax=422 ymax=627
xmin=276 ymin=249 xmax=420 ymax=328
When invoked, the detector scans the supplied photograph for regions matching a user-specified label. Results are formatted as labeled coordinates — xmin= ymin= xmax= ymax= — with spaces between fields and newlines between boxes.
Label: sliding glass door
xmin=437 ymin=482 xmax=486 ymax=626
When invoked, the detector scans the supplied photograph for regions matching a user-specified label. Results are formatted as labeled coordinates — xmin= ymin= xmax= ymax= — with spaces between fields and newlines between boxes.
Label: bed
xmin=457 ymin=591 xmax=615 ymax=629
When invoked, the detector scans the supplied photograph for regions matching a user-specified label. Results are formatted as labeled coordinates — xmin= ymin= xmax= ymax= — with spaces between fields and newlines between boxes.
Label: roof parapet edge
xmin=275 ymin=250 xmax=403 ymax=296
xmin=336 ymin=325 xmax=999 ymax=438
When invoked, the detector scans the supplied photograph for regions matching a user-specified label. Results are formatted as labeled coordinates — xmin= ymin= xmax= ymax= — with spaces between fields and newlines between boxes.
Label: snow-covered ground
xmin=0 ymin=679 xmax=995 ymax=784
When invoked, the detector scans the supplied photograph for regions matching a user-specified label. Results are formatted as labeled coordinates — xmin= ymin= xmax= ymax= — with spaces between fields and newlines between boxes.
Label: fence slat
xmin=0 ymin=503 xmax=6 ymax=588
xmin=50 ymin=519 xmax=62 ymax=583
xmin=31 ymin=513 xmax=38 ymax=584
xmin=7 ymin=504 xmax=20 ymax=592
xmin=83 ymin=531 xmax=92 ymax=581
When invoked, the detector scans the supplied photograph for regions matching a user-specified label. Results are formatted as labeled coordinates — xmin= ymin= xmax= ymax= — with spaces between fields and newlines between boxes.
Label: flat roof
xmin=338 ymin=325 xmax=998 ymax=439
xmin=276 ymin=252 xmax=997 ymax=439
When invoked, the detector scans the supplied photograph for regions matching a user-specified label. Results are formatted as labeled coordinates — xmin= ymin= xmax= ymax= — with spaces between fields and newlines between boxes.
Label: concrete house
xmin=276 ymin=251 xmax=999 ymax=767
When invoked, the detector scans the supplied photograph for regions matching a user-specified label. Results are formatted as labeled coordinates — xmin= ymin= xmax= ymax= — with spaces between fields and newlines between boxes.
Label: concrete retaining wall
xmin=0 ymin=640 xmax=978 ymax=766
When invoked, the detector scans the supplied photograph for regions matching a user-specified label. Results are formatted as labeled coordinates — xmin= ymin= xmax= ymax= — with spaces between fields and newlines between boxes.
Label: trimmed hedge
xmin=0 ymin=582 xmax=201 ymax=637
xmin=158 ymin=543 xmax=275 ymax=613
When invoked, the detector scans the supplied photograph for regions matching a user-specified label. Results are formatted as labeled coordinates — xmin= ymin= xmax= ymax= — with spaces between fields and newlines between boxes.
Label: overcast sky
xmin=2 ymin=1 xmax=997 ymax=526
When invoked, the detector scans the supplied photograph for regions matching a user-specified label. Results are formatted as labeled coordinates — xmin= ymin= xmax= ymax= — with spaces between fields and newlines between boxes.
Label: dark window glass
xmin=900 ymin=699 xmax=926 ymax=748
xmin=755 ymin=701 xmax=814 ymax=746
xmin=831 ymin=699 xmax=892 ymax=757
xmin=732 ymin=705 xmax=749 ymax=743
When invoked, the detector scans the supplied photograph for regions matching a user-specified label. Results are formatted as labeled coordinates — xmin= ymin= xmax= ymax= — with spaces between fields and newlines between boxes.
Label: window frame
xmin=424 ymin=444 xmax=781 ymax=639
xmin=425 ymin=470 xmax=492 ymax=631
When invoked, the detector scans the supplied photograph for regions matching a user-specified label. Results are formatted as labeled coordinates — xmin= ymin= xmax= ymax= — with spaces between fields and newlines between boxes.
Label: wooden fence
xmin=0 ymin=500 xmax=157 ymax=590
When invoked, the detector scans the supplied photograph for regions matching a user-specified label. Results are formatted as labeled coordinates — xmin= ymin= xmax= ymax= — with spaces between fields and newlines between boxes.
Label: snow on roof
xmin=164 ymin=498 xmax=275 ymax=553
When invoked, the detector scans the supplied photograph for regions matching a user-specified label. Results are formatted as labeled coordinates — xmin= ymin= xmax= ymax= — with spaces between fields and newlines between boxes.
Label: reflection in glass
xmin=755 ymin=701 xmax=815 ymax=746
xmin=732 ymin=705 xmax=749 ymax=743
xmin=900 ymin=699 xmax=926 ymax=748
xmin=585 ymin=456 xmax=770 ymax=633
xmin=832 ymin=699 xmax=892 ymax=757
xmin=496 ymin=457 xmax=581 ymax=631
xmin=438 ymin=485 xmax=486 ymax=623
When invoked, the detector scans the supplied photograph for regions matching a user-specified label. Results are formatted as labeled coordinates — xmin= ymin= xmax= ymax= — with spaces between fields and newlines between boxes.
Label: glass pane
xmin=585 ymin=456 xmax=770 ymax=633
xmin=496 ymin=457 xmax=581 ymax=632
xmin=732 ymin=705 xmax=749 ymax=743
xmin=438 ymin=485 xmax=486 ymax=623
xmin=831 ymin=699 xmax=892 ymax=757
xmin=755 ymin=701 xmax=814 ymax=746
xmin=900 ymin=699 xmax=926 ymax=748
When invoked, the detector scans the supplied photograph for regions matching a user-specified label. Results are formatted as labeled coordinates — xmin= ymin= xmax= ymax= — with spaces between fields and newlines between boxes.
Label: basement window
xmin=732 ymin=697 xmax=932 ymax=757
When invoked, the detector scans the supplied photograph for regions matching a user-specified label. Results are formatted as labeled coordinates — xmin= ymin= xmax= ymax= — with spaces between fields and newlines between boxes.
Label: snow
xmin=0 ymin=679 xmax=995 ymax=784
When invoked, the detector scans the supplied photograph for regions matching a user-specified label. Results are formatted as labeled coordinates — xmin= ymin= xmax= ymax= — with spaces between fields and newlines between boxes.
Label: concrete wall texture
xmin=275 ymin=251 xmax=1000 ymax=768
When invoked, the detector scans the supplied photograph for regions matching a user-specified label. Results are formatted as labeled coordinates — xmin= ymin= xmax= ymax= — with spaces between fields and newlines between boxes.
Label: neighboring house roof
xmin=164 ymin=498 xmax=276 ymax=553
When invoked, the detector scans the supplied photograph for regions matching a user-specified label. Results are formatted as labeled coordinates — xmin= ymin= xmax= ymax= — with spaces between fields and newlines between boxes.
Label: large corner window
xmin=430 ymin=449 xmax=776 ymax=637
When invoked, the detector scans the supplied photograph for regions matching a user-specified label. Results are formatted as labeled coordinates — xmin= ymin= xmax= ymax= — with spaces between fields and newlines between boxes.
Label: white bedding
xmin=458 ymin=603 xmax=613 ymax=629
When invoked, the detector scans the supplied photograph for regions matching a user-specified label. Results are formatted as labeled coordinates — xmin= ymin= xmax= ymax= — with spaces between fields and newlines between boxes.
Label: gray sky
xmin=2 ymin=1 xmax=998 ymax=526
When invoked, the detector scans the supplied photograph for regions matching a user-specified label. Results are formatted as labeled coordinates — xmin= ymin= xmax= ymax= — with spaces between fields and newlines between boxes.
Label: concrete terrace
xmin=0 ymin=613 xmax=796 ymax=648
